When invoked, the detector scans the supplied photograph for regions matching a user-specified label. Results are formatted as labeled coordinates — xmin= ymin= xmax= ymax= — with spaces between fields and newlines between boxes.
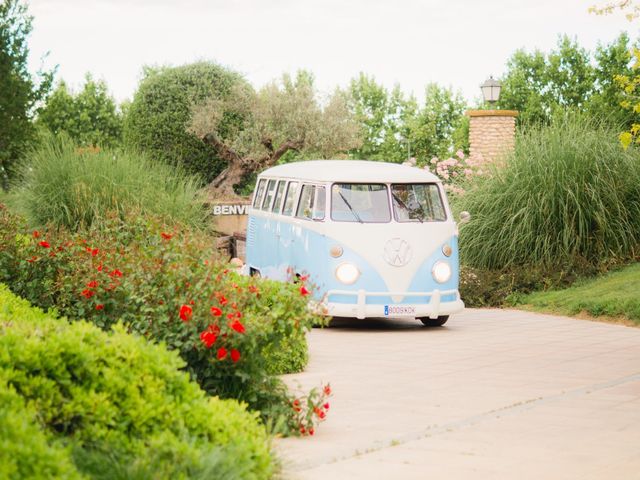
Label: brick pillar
xmin=466 ymin=110 xmax=518 ymax=165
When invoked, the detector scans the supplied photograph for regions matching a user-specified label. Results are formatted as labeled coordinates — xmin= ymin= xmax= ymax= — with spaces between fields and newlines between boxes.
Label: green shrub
xmin=124 ymin=62 xmax=246 ymax=183
xmin=457 ymin=114 xmax=640 ymax=270
xmin=0 ymin=379 xmax=83 ymax=480
xmin=0 ymin=284 xmax=274 ymax=479
xmin=0 ymin=208 xmax=327 ymax=435
xmin=11 ymin=134 xmax=207 ymax=230
xmin=458 ymin=263 xmax=596 ymax=308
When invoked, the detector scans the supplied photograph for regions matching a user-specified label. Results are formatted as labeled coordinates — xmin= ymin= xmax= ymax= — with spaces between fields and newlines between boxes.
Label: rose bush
xmin=0 ymin=205 xmax=330 ymax=436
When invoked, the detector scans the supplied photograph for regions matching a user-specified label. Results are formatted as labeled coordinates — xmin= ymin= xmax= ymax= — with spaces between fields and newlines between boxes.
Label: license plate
xmin=384 ymin=305 xmax=416 ymax=317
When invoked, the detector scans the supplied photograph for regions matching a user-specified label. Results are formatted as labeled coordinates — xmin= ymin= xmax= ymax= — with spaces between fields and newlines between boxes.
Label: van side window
xmin=282 ymin=181 xmax=299 ymax=216
xmin=296 ymin=185 xmax=314 ymax=220
xmin=272 ymin=180 xmax=287 ymax=213
xmin=252 ymin=179 xmax=266 ymax=208
xmin=261 ymin=179 xmax=277 ymax=210
xmin=296 ymin=185 xmax=325 ymax=221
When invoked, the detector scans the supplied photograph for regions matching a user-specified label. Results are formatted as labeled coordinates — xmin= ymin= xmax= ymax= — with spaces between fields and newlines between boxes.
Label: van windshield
xmin=331 ymin=184 xmax=390 ymax=223
xmin=391 ymin=184 xmax=446 ymax=222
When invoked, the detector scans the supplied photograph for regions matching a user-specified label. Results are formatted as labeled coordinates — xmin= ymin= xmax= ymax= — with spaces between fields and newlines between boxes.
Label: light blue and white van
xmin=245 ymin=160 xmax=465 ymax=326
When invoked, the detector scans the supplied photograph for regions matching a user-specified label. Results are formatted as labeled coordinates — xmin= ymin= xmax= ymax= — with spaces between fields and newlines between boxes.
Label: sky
xmin=27 ymin=0 xmax=637 ymax=105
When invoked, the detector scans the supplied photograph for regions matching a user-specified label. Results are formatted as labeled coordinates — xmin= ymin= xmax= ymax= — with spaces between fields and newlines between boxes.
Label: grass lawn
xmin=515 ymin=262 xmax=640 ymax=326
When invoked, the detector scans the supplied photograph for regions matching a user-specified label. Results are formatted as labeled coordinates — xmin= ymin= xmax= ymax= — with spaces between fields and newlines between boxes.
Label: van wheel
xmin=419 ymin=316 xmax=449 ymax=327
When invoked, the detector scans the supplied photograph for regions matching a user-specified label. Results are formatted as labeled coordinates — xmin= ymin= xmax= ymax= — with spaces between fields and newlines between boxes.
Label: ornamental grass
xmin=12 ymin=133 xmax=207 ymax=230
xmin=457 ymin=114 xmax=640 ymax=270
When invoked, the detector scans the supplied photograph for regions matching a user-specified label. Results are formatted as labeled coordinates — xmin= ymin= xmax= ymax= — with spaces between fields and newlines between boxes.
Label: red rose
xmin=210 ymin=306 xmax=222 ymax=317
xmin=219 ymin=295 xmax=228 ymax=306
xmin=97 ymin=264 xmax=103 ymax=272
xmin=81 ymin=289 xmax=95 ymax=298
xmin=217 ymin=347 xmax=228 ymax=360
xmin=309 ymin=427 xmax=315 ymax=436
xmin=229 ymin=319 xmax=245 ymax=334
xmin=95 ymin=304 xmax=104 ymax=311
xmin=323 ymin=384 xmax=331 ymax=396
xmin=91 ymin=248 xmax=99 ymax=256
xmin=230 ymin=349 xmax=240 ymax=363
xmin=161 ymin=232 xmax=173 ymax=240
xmin=299 ymin=285 xmax=310 ymax=296
xmin=248 ymin=285 xmax=259 ymax=294
xmin=200 ymin=330 xmax=217 ymax=348
xmin=324 ymin=402 xmax=330 ymax=410
xmin=39 ymin=241 xmax=50 ymax=248
xmin=86 ymin=280 xmax=98 ymax=288
xmin=179 ymin=304 xmax=192 ymax=322
xmin=109 ymin=269 xmax=123 ymax=278
xmin=33 ymin=230 xmax=40 ymax=238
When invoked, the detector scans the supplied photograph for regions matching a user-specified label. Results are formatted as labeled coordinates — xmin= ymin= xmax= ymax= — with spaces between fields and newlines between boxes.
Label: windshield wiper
xmin=392 ymin=193 xmax=423 ymax=222
xmin=338 ymin=191 xmax=363 ymax=223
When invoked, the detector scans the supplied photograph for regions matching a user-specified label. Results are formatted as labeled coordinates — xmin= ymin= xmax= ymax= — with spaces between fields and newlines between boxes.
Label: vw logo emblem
xmin=383 ymin=238 xmax=412 ymax=267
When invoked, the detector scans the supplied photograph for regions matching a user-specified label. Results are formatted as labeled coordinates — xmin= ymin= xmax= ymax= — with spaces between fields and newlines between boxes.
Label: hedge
xmin=0 ymin=284 xmax=274 ymax=479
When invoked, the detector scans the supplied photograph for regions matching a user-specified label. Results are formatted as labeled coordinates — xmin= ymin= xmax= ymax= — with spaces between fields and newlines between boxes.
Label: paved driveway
xmin=276 ymin=309 xmax=640 ymax=480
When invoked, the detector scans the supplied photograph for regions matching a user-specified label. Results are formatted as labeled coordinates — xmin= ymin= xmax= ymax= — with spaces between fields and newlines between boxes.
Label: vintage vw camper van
xmin=245 ymin=160 xmax=464 ymax=326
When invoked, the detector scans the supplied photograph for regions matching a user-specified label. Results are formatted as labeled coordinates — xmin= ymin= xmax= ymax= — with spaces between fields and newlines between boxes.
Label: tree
xmin=0 ymin=0 xmax=54 ymax=188
xmin=497 ymin=36 xmax=596 ymax=124
xmin=498 ymin=34 xmax=638 ymax=128
xmin=37 ymin=75 xmax=123 ymax=148
xmin=124 ymin=62 xmax=246 ymax=183
xmin=188 ymin=71 xmax=362 ymax=198
xmin=586 ymin=33 xmax=637 ymax=126
xmin=348 ymin=73 xmax=416 ymax=162
xmin=407 ymin=83 xmax=467 ymax=159
xmin=590 ymin=2 xmax=640 ymax=147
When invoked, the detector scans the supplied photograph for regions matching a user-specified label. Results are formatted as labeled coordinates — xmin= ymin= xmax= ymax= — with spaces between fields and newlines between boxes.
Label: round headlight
xmin=432 ymin=261 xmax=452 ymax=283
xmin=335 ymin=263 xmax=360 ymax=285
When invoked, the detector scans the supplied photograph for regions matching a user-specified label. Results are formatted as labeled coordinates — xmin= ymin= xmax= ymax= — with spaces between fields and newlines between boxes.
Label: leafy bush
xmin=124 ymin=62 xmax=246 ymax=183
xmin=0 ymin=284 xmax=274 ymax=479
xmin=0 ymin=207 xmax=328 ymax=435
xmin=11 ymin=134 xmax=207 ymax=230
xmin=0 ymin=379 xmax=82 ymax=480
xmin=459 ymin=264 xmax=591 ymax=308
xmin=457 ymin=115 xmax=640 ymax=270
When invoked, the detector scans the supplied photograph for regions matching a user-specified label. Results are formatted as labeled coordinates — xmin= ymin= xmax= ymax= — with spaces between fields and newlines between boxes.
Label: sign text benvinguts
xmin=212 ymin=204 xmax=249 ymax=216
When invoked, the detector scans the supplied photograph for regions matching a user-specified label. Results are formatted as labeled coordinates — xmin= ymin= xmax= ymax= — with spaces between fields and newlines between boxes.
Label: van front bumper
xmin=316 ymin=289 xmax=464 ymax=319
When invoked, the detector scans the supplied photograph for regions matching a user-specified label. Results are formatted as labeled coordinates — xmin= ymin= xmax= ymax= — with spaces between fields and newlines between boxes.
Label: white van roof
xmin=259 ymin=160 xmax=441 ymax=183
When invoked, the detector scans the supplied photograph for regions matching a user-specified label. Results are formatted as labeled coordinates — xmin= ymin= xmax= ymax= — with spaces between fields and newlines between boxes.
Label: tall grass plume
xmin=457 ymin=114 xmax=640 ymax=270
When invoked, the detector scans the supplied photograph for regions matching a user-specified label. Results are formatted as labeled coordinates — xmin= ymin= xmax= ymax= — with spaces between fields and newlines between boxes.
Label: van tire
xmin=419 ymin=316 xmax=449 ymax=327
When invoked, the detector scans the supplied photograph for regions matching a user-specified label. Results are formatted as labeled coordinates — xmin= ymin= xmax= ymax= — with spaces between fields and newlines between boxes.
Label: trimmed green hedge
xmin=0 ymin=380 xmax=82 ymax=480
xmin=0 ymin=284 xmax=274 ymax=479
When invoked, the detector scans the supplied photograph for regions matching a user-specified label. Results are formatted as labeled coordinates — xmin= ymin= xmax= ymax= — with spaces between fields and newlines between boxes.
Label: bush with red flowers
xmin=0 ymin=206 xmax=329 ymax=436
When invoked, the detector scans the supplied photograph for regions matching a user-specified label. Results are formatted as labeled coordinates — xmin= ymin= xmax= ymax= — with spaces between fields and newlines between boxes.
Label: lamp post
xmin=480 ymin=76 xmax=502 ymax=105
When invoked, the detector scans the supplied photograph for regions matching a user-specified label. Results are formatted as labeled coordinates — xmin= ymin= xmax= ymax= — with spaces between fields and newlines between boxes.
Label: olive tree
xmin=188 ymin=72 xmax=361 ymax=198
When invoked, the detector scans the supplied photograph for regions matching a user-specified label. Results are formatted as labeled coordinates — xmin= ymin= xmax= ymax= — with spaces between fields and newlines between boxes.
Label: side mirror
xmin=459 ymin=211 xmax=471 ymax=224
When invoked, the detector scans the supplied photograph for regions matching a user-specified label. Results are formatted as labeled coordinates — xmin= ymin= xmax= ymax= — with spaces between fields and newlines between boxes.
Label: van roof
xmin=259 ymin=160 xmax=441 ymax=183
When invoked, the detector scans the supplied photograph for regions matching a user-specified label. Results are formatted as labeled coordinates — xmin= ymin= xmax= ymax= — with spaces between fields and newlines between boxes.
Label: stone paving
xmin=276 ymin=309 xmax=640 ymax=479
